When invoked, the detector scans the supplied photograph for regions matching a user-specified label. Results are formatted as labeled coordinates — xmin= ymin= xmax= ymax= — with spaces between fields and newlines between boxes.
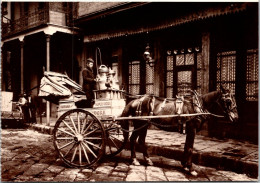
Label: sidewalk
xmin=28 ymin=119 xmax=258 ymax=178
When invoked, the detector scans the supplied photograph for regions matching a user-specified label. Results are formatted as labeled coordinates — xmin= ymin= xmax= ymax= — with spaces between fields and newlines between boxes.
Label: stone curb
xmin=146 ymin=145 xmax=258 ymax=178
xmin=28 ymin=124 xmax=54 ymax=135
xmin=28 ymin=124 xmax=258 ymax=178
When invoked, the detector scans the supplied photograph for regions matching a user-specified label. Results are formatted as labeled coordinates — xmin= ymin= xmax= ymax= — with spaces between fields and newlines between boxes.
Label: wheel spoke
xmin=56 ymin=137 xmax=74 ymax=140
xmin=81 ymin=143 xmax=90 ymax=164
xmin=82 ymin=141 xmax=98 ymax=158
xmin=57 ymin=128 xmax=75 ymax=137
xmin=110 ymin=134 xmax=123 ymax=141
xmin=61 ymin=120 xmax=77 ymax=135
xmin=69 ymin=116 xmax=78 ymax=134
xmin=54 ymin=109 xmax=106 ymax=168
xmin=104 ymin=121 xmax=128 ymax=157
xmin=108 ymin=130 xmax=123 ymax=136
xmin=71 ymin=146 xmax=78 ymax=163
xmin=79 ymin=143 xmax=82 ymax=165
xmin=81 ymin=118 xmax=87 ymax=134
xmin=82 ymin=121 xmax=94 ymax=134
xmin=107 ymin=140 xmax=113 ymax=154
xmin=77 ymin=112 xmax=81 ymax=134
xmin=63 ymin=143 xmax=77 ymax=158
xmin=58 ymin=140 xmax=74 ymax=150
xmin=84 ymin=140 xmax=102 ymax=150
xmin=84 ymin=137 xmax=102 ymax=140
xmin=83 ymin=127 xmax=99 ymax=137
xmin=108 ymin=136 xmax=119 ymax=150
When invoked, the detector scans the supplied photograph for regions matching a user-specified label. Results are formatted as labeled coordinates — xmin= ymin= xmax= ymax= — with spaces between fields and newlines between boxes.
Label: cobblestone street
xmin=1 ymin=129 xmax=257 ymax=182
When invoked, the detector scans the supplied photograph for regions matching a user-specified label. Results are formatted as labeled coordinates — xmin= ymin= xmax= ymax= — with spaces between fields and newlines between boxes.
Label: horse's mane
xmin=201 ymin=90 xmax=221 ymax=109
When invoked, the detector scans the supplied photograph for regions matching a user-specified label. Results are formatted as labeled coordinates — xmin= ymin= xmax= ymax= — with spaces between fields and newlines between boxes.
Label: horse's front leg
xmin=138 ymin=126 xmax=153 ymax=166
xmin=181 ymin=119 xmax=199 ymax=176
xmin=130 ymin=129 xmax=140 ymax=165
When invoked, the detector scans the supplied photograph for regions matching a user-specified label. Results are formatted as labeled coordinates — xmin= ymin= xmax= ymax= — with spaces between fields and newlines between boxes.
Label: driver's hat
xmin=86 ymin=58 xmax=94 ymax=63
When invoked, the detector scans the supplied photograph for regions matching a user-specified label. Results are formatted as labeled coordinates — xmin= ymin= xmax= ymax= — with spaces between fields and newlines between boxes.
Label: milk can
xmin=96 ymin=65 xmax=109 ymax=90
xmin=107 ymin=68 xmax=120 ymax=90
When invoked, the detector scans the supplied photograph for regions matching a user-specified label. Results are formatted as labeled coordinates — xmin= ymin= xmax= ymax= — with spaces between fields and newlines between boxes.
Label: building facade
xmin=1 ymin=2 xmax=82 ymax=124
xmin=73 ymin=2 xmax=258 ymax=142
xmin=1 ymin=2 xmax=258 ymax=142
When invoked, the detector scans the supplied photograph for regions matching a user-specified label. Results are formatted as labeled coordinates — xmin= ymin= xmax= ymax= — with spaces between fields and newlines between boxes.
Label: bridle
xmin=217 ymin=91 xmax=238 ymax=119
xmin=190 ymin=90 xmax=210 ymax=120
xmin=190 ymin=90 xmax=237 ymax=120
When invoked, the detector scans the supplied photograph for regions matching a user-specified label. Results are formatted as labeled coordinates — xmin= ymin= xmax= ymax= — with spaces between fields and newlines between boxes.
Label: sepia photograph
xmin=1 ymin=1 xmax=258 ymax=181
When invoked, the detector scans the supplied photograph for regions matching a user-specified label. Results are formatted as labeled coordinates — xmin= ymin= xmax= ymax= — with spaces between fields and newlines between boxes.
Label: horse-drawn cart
xmin=38 ymin=68 xmax=238 ymax=170
xmin=39 ymin=69 xmax=131 ymax=168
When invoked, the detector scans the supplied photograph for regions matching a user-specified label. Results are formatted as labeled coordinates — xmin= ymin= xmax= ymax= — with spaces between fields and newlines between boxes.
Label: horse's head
xmin=219 ymin=86 xmax=239 ymax=123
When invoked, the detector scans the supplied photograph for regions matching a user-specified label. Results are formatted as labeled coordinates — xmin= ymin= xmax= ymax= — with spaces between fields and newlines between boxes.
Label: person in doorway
xmin=82 ymin=58 xmax=96 ymax=107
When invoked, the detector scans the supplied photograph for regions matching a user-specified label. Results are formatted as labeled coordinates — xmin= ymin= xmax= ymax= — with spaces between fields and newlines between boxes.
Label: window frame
xmin=165 ymin=47 xmax=200 ymax=98
xmin=246 ymin=49 xmax=258 ymax=101
xmin=128 ymin=60 xmax=141 ymax=95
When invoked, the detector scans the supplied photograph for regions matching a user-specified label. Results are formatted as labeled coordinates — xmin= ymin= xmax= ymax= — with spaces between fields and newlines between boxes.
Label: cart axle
xmin=74 ymin=134 xmax=84 ymax=142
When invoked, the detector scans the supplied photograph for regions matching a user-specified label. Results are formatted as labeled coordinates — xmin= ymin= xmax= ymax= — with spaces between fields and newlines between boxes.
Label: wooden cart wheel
xmin=53 ymin=109 xmax=106 ymax=168
xmin=104 ymin=120 xmax=129 ymax=157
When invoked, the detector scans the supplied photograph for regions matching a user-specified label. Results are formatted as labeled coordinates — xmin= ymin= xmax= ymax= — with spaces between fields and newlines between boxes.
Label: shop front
xmin=75 ymin=2 xmax=258 ymax=142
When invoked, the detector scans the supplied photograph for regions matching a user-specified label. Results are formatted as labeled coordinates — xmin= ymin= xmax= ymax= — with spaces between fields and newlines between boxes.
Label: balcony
xmin=2 ymin=6 xmax=72 ymax=39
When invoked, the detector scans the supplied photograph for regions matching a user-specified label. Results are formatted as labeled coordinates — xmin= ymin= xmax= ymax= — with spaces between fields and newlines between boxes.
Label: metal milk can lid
xmin=98 ymin=65 xmax=109 ymax=73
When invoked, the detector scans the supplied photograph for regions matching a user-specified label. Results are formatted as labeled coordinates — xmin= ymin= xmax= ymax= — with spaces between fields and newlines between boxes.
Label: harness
xmin=128 ymin=91 xmax=226 ymax=135
xmin=192 ymin=90 xmax=209 ymax=121
xmin=150 ymin=94 xmax=187 ymax=134
xmin=149 ymin=96 xmax=155 ymax=116
xmin=175 ymin=95 xmax=186 ymax=134
xmin=134 ymin=94 xmax=189 ymax=134
xmin=134 ymin=95 xmax=147 ymax=116
xmin=219 ymin=93 xmax=237 ymax=115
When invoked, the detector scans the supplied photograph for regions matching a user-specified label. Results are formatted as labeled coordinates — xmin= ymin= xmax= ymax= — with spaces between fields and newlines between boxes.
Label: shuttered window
xmin=166 ymin=55 xmax=174 ymax=98
xmin=216 ymin=51 xmax=236 ymax=94
xmin=145 ymin=62 xmax=154 ymax=94
xmin=166 ymin=47 xmax=200 ymax=98
xmin=196 ymin=52 xmax=203 ymax=94
xmin=128 ymin=61 xmax=140 ymax=95
xmin=246 ymin=49 xmax=258 ymax=101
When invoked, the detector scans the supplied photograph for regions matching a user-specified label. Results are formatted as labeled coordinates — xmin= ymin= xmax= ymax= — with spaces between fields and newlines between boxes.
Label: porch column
xmin=46 ymin=34 xmax=51 ymax=126
xmin=154 ymin=40 xmax=164 ymax=97
xmin=20 ymin=41 xmax=24 ymax=94
xmin=1 ymin=43 xmax=4 ymax=91
xmin=201 ymin=32 xmax=210 ymax=94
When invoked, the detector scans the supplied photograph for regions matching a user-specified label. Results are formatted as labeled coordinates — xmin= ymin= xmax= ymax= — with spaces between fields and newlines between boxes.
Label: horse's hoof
xmin=190 ymin=170 xmax=198 ymax=176
xmin=132 ymin=158 xmax=140 ymax=166
xmin=145 ymin=158 xmax=153 ymax=166
xmin=184 ymin=167 xmax=189 ymax=172
xmin=183 ymin=167 xmax=198 ymax=176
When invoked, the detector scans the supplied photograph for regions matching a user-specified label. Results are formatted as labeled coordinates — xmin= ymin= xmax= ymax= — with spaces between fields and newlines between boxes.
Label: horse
xmin=120 ymin=86 xmax=238 ymax=176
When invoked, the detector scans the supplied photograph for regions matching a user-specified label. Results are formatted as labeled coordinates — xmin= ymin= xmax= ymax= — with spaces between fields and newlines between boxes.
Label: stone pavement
xmin=28 ymin=119 xmax=259 ymax=178
xmin=2 ymin=129 xmax=257 ymax=181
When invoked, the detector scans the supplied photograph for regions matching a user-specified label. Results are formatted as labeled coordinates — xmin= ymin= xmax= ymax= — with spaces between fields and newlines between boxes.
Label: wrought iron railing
xmin=2 ymin=7 xmax=72 ymax=38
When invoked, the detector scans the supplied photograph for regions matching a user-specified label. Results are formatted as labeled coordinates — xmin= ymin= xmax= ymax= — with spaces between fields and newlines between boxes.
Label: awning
xmin=84 ymin=3 xmax=249 ymax=43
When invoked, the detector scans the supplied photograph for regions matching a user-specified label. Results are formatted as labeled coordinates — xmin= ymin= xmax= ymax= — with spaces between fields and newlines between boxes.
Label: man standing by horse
xmin=82 ymin=58 xmax=97 ymax=107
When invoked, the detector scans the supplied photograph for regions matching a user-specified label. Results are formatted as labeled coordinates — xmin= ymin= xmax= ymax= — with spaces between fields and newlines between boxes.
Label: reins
xmin=107 ymin=122 xmax=150 ymax=133
xmin=115 ymin=90 xmax=227 ymax=133
xmin=111 ymin=112 xmax=224 ymax=121
xmin=109 ymin=111 xmax=225 ymax=133
xmin=127 ymin=91 xmax=227 ymax=118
